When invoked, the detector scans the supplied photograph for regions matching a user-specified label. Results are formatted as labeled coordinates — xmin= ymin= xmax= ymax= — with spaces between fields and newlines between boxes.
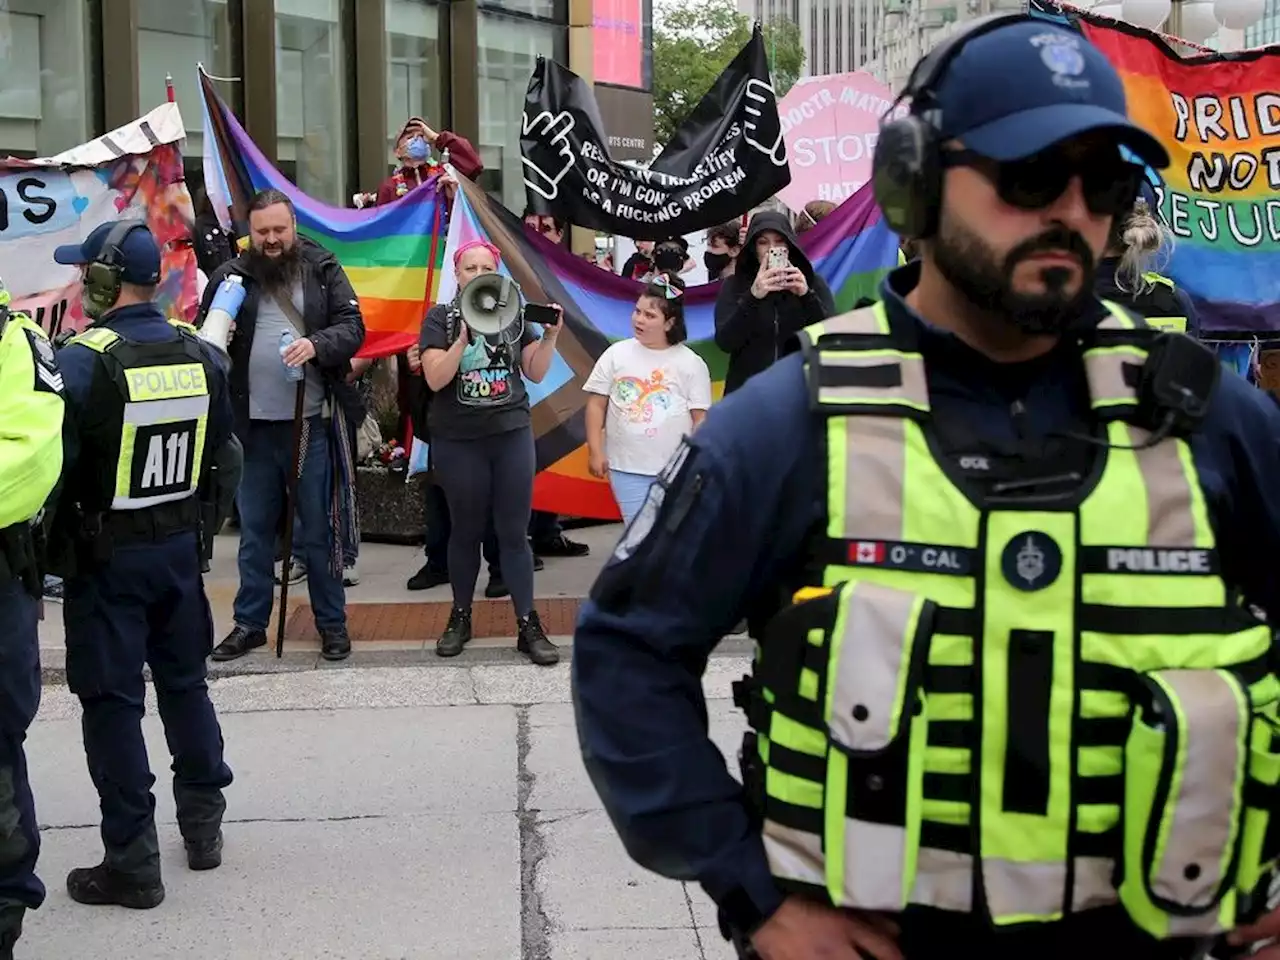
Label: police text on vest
xmin=1105 ymin=548 xmax=1211 ymax=574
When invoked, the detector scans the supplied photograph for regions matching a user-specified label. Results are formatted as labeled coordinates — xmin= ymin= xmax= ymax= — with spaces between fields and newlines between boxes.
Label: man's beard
xmin=933 ymin=212 xmax=1097 ymax=336
xmin=246 ymin=242 xmax=300 ymax=291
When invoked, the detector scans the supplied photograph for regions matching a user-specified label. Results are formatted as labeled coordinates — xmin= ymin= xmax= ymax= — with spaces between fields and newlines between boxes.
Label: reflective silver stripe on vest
xmin=828 ymin=580 xmax=920 ymax=752
xmin=762 ymin=820 xmax=824 ymax=888
xmin=909 ymin=851 xmax=1117 ymax=914
xmin=816 ymin=352 xmax=930 ymax=410
xmin=844 ymin=816 xmax=913 ymax=910
xmin=838 ymin=417 xmax=907 ymax=541
xmin=1124 ymin=423 xmax=1199 ymax=546
xmin=816 ymin=306 xmax=888 ymax=336
xmin=112 ymin=395 xmax=209 ymax=510
xmin=1083 ymin=344 xmax=1146 ymax=410
xmin=1147 ymin=670 xmax=1247 ymax=914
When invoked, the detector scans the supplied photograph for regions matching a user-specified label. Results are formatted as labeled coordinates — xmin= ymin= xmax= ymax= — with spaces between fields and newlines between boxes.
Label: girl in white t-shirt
xmin=584 ymin=272 xmax=713 ymax=525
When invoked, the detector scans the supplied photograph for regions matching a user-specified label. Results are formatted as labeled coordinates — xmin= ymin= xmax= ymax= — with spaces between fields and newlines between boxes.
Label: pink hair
xmin=453 ymin=240 xmax=502 ymax=270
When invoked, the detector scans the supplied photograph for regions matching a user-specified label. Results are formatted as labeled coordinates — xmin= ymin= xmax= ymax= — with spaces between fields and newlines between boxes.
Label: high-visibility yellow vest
xmin=68 ymin=322 xmax=215 ymax=512
xmin=1136 ymin=273 xmax=1186 ymax=333
xmin=740 ymin=301 xmax=1280 ymax=939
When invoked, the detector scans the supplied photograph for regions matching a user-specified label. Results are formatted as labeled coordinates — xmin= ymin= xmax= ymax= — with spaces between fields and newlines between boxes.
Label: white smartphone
xmin=767 ymin=246 xmax=790 ymax=272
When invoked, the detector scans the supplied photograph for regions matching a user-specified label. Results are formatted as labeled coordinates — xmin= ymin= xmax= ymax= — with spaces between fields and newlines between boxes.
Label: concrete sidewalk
xmin=20 ymin=654 xmax=752 ymax=959
xmin=36 ymin=523 xmax=628 ymax=678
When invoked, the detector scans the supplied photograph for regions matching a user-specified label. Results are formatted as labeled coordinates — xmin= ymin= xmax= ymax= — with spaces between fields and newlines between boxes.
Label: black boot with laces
xmin=517 ymin=610 xmax=559 ymax=666
xmin=435 ymin=606 xmax=472 ymax=657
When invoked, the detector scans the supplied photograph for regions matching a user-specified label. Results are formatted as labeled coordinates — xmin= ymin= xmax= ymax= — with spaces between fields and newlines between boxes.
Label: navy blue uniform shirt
xmin=571 ymin=265 xmax=1280 ymax=941
xmin=58 ymin=303 xmax=233 ymax=477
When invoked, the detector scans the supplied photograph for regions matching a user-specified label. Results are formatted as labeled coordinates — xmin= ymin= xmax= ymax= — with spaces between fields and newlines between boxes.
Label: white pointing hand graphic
xmin=521 ymin=110 xmax=577 ymax=201
xmin=742 ymin=78 xmax=787 ymax=167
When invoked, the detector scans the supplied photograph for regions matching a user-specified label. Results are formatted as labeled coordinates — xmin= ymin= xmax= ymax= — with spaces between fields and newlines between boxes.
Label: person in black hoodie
xmin=713 ymin=210 xmax=834 ymax=394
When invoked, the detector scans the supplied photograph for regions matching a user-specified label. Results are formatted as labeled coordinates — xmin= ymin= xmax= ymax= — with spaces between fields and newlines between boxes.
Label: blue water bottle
xmin=279 ymin=329 xmax=305 ymax=382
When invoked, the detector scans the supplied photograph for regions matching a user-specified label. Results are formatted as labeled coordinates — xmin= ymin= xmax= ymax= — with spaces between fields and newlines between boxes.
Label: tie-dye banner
xmin=199 ymin=68 xmax=447 ymax=358
xmin=1038 ymin=3 xmax=1280 ymax=334
xmin=425 ymin=174 xmax=900 ymax=519
xmin=0 ymin=102 xmax=198 ymax=338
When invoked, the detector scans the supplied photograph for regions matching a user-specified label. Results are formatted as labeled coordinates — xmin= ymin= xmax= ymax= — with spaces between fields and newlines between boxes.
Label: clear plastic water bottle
xmin=279 ymin=329 xmax=305 ymax=382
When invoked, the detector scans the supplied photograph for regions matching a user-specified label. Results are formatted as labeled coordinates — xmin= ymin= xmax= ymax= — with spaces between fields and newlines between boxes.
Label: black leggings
xmin=432 ymin=428 xmax=536 ymax=615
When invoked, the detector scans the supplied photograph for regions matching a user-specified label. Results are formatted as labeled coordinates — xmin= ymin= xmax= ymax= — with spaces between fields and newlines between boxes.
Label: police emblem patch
xmin=1001 ymin=531 xmax=1062 ymax=592
xmin=610 ymin=438 xmax=697 ymax=564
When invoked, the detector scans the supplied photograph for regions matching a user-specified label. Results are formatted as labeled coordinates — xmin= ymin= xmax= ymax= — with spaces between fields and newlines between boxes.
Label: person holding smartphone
xmin=713 ymin=210 xmax=834 ymax=396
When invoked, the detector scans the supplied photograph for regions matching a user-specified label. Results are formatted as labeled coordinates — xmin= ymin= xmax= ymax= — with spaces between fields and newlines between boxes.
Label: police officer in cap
xmin=0 ymin=276 xmax=64 ymax=956
xmin=49 ymin=221 xmax=237 ymax=909
xmin=573 ymin=14 xmax=1280 ymax=960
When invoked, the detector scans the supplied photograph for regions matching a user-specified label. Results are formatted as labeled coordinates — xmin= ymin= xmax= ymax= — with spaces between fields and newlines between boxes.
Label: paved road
xmin=20 ymin=656 xmax=751 ymax=960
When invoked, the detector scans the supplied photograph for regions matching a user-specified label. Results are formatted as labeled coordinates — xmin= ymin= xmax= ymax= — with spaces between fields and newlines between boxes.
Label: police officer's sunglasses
xmin=941 ymin=147 xmax=1143 ymax=217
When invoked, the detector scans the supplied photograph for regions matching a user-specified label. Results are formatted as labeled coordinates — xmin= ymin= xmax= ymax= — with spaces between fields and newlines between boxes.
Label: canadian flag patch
xmin=850 ymin=541 xmax=885 ymax=564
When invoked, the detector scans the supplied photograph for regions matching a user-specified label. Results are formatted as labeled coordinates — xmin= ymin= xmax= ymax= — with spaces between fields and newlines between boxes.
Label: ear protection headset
xmin=872 ymin=12 xmax=1033 ymax=241
xmin=83 ymin=219 xmax=149 ymax=318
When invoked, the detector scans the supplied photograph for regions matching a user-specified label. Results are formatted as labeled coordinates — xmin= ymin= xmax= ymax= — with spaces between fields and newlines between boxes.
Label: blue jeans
xmin=234 ymin=418 xmax=346 ymax=632
xmin=609 ymin=470 xmax=655 ymax=528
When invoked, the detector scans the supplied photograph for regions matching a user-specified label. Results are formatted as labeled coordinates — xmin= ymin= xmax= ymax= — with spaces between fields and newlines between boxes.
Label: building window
xmin=276 ymin=0 xmax=350 ymax=205
xmin=481 ymin=0 xmax=558 ymax=20
xmin=0 ymin=0 xmax=99 ymax=159
xmin=387 ymin=0 xmax=445 ymax=172
xmin=477 ymin=10 xmax=563 ymax=212
xmin=137 ymin=0 xmax=234 ymax=191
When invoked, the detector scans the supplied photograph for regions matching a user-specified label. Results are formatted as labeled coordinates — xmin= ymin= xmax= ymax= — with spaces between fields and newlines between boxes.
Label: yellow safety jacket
xmin=1137 ymin=273 xmax=1186 ymax=334
xmin=0 ymin=301 xmax=65 ymax=530
xmin=68 ymin=322 xmax=215 ymax=513
xmin=740 ymin=300 xmax=1280 ymax=939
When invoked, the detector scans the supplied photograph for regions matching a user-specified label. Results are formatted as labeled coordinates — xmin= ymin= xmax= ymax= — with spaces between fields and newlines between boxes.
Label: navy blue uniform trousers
xmin=0 ymin=578 xmax=44 ymax=912
xmin=64 ymin=532 xmax=233 ymax=860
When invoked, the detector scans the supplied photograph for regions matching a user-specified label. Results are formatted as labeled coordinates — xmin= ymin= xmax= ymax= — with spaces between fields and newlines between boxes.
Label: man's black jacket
xmin=197 ymin=236 xmax=367 ymax=435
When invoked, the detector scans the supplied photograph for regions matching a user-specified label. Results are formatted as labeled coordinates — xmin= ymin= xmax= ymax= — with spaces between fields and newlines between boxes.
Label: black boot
xmin=435 ymin=606 xmax=471 ymax=657
xmin=517 ymin=610 xmax=559 ymax=666
xmin=320 ymin=626 xmax=352 ymax=661
xmin=66 ymin=863 xmax=164 ymax=909
xmin=211 ymin=624 xmax=266 ymax=662
xmin=0 ymin=906 xmax=23 ymax=960
xmin=186 ymin=831 xmax=224 ymax=871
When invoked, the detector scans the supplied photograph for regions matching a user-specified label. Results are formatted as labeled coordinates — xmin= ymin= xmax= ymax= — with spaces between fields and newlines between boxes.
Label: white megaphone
xmin=458 ymin=273 xmax=522 ymax=341
xmin=199 ymin=274 xmax=245 ymax=354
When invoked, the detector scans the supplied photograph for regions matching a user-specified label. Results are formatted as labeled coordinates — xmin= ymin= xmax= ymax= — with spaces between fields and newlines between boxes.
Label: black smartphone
xmin=525 ymin=302 xmax=561 ymax=327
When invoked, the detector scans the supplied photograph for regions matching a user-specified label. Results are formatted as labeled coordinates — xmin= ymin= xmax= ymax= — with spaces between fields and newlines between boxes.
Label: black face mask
xmin=704 ymin=251 xmax=732 ymax=277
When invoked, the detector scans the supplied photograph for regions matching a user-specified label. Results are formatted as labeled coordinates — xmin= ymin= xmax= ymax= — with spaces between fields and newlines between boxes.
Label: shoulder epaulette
xmin=66 ymin=327 xmax=122 ymax=353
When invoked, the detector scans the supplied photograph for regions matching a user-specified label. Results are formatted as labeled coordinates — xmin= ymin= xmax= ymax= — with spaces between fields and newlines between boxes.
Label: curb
xmin=38 ymin=635 xmax=755 ymax=686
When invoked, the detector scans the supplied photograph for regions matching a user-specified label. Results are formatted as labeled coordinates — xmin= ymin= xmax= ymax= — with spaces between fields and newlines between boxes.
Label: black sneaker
xmin=407 ymin=563 xmax=449 ymax=591
xmin=66 ymin=863 xmax=164 ymax=909
xmin=185 ymin=832 xmax=223 ymax=871
xmin=517 ymin=611 xmax=559 ymax=666
xmin=533 ymin=535 xmax=589 ymax=558
xmin=211 ymin=625 xmax=266 ymax=662
xmin=436 ymin=607 xmax=472 ymax=657
xmin=320 ymin=627 xmax=352 ymax=661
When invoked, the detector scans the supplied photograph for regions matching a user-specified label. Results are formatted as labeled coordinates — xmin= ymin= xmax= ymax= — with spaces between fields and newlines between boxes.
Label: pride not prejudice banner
xmin=1060 ymin=9 xmax=1280 ymax=333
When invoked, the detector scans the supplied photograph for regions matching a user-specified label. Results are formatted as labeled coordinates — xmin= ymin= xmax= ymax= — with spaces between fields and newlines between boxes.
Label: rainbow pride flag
xmin=439 ymin=174 xmax=900 ymax=519
xmin=1041 ymin=5 xmax=1280 ymax=334
xmin=199 ymin=70 xmax=446 ymax=357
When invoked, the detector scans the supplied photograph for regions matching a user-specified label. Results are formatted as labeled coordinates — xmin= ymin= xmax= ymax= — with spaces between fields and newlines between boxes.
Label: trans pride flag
xmin=199 ymin=69 xmax=446 ymax=357
xmin=440 ymin=173 xmax=900 ymax=519
xmin=1039 ymin=4 xmax=1280 ymax=334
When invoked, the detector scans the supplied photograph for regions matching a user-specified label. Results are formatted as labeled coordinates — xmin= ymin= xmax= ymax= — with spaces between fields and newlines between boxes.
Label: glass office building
xmin=0 ymin=0 xmax=571 ymax=212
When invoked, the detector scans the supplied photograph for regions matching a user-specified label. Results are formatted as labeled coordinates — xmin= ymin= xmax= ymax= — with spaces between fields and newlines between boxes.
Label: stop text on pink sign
xmin=776 ymin=72 xmax=906 ymax=209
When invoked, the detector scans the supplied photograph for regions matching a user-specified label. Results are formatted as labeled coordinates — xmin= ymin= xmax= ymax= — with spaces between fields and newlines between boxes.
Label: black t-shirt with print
xmin=419 ymin=301 xmax=538 ymax=441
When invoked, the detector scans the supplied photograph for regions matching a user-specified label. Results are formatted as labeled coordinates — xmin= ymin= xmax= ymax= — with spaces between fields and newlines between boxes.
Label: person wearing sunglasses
xmin=573 ymin=14 xmax=1280 ymax=960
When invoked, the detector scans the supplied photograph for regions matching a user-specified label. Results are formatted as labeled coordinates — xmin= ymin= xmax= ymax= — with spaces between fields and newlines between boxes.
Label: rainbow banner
xmin=439 ymin=174 xmax=900 ymax=519
xmin=198 ymin=69 xmax=446 ymax=358
xmin=1041 ymin=4 xmax=1280 ymax=333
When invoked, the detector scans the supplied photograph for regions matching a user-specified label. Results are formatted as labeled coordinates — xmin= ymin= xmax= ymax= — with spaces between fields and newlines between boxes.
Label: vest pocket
xmin=754 ymin=580 xmax=936 ymax=913
xmin=1118 ymin=668 xmax=1251 ymax=938
xmin=1236 ymin=710 xmax=1280 ymax=906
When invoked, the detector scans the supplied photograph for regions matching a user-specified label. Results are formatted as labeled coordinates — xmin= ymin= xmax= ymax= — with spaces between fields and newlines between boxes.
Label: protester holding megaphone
xmin=418 ymin=240 xmax=563 ymax=667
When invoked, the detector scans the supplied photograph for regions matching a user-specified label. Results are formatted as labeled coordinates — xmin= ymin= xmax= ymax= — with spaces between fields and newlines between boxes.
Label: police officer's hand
xmin=751 ymin=897 xmax=903 ymax=960
xmin=1226 ymin=905 xmax=1280 ymax=957
xmin=282 ymin=336 xmax=317 ymax=367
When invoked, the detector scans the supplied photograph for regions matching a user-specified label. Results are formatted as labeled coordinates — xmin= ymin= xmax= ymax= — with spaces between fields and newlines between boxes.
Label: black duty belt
xmin=101 ymin=498 xmax=201 ymax=545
